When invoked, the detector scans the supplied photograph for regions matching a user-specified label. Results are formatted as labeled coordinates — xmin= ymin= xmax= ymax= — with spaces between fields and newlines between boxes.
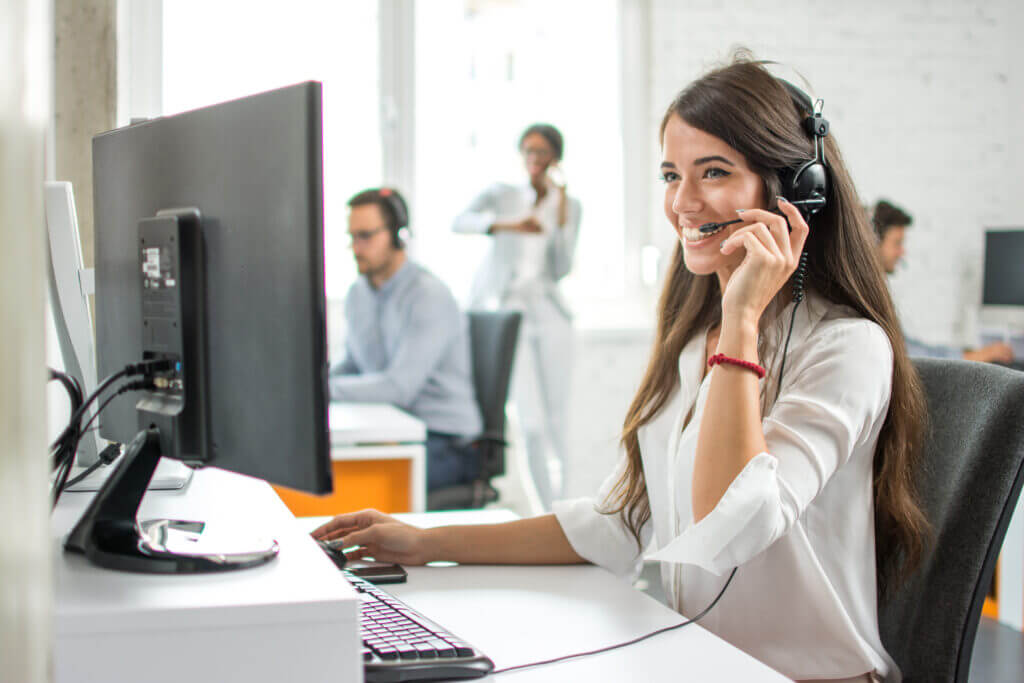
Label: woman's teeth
xmin=681 ymin=223 xmax=724 ymax=242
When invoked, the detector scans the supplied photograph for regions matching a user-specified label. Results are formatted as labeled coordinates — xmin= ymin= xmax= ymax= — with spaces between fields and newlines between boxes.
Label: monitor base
xmin=64 ymin=427 xmax=278 ymax=573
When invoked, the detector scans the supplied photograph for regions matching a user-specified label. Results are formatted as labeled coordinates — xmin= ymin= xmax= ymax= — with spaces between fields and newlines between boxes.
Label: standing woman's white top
xmin=453 ymin=180 xmax=581 ymax=318
xmin=553 ymin=291 xmax=899 ymax=681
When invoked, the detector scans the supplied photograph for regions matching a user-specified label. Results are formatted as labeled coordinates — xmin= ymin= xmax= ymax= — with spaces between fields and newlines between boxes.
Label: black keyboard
xmin=344 ymin=570 xmax=494 ymax=682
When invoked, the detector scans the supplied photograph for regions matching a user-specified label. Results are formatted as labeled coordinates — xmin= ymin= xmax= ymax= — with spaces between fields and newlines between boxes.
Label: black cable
xmin=51 ymin=359 xmax=173 ymax=452
xmin=59 ymin=380 xmax=151 ymax=493
xmin=51 ymin=376 xmax=154 ymax=508
xmin=78 ymin=388 xmax=129 ymax=439
xmin=49 ymin=368 xmax=84 ymax=507
xmin=774 ymin=250 xmax=809 ymax=403
xmin=48 ymin=368 xmax=84 ymax=414
xmin=492 ymin=567 xmax=738 ymax=675
xmin=63 ymin=443 xmax=122 ymax=489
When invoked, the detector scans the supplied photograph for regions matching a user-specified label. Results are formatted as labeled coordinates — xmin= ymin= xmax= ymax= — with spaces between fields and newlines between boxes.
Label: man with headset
xmin=873 ymin=199 xmax=1015 ymax=363
xmin=330 ymin=188 xmax=483 ymax=497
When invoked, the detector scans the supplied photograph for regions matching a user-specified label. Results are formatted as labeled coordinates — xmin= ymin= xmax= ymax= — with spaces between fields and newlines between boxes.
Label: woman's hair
xmin=872 ymin=200 xmax=913 ymax=240
xmin=519 ymin=123 xmax=564 ymax=160
xmin=600 ymin=52 xmax=930 ymax=598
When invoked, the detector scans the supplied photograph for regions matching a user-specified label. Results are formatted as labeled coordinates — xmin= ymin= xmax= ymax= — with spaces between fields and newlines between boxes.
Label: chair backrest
xmin=467 ymin=310 xmax=522 ymax=447
xmin=878 ymin=358 xmax=1024 ymax=682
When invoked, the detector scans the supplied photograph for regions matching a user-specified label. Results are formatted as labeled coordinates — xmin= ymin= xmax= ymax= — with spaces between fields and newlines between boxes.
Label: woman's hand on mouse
xmin=311 ymin=509 xmax=433 ymax=565
xmin=718 ymin=197 xmax=809 ymax=326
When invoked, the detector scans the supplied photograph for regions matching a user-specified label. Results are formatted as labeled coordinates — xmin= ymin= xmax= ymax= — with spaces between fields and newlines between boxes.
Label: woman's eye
xmin=660 ymin=172 xmax=680 ymax=183
xmin=703 ymin=167 xmax=730 ymax=179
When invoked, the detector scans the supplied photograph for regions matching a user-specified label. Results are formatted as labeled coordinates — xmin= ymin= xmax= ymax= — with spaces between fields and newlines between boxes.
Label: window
xmin=162 ymin=0 xmax=381 ymax=301
xmin=159 ymin=0 xmax=643 ymax=330
xmin=413 ymin=0 xmax=626 ymax=311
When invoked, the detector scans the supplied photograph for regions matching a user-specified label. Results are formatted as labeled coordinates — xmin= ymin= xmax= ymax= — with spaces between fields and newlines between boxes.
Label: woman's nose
xmin=672 ymin=180 xmax=700 ymax=215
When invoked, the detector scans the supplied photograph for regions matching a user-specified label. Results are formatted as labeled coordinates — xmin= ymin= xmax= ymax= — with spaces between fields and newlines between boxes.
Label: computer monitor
xmin=982 ymin=229 xmax=1024 ymax=307
xmin=45 ymin=181 xmax=101 ymax=467
xmin=64 ymin=82 xmax=332 ymax=573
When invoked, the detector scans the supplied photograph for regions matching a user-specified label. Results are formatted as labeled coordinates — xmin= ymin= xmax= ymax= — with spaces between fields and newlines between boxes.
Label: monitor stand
xmin=64 ymin=427 xmax=279 ymax=573
xmin=64 ymin=454 xmax=194 ymax=493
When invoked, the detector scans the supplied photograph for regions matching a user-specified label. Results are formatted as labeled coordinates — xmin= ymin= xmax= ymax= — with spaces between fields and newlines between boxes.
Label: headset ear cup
xmin=388 ymin=194 xmax=409 ymax=231
xmin=787 ymin=160 xmax=828 ymax=217
xmin=378 ymin=188 xmax=409 ymax=248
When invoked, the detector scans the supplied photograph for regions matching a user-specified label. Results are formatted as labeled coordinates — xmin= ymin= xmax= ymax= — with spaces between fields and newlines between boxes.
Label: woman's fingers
xmin=738 ymin=231 xmax=774 ymax=264
xmin=730 ymin=207 xmax=792 ymax=263
xmin=311 ymin=509 xmax=385 ymax=540
xmin=774 ymin=198 xmax=811 ymax=255
xmin=721 ymin=222 xmax=783 ymax=262
xmin=343 ymin=525 xmax=379 ymax=549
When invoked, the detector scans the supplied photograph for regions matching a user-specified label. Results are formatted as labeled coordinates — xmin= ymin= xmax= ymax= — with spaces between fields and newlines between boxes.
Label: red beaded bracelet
xmin=708 ymin=353 xmax=766 ymax=379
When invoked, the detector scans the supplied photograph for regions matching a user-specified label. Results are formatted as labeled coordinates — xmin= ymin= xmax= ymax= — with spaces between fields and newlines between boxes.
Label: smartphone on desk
xmin=348 ymin=559 xmax=408 ymax=584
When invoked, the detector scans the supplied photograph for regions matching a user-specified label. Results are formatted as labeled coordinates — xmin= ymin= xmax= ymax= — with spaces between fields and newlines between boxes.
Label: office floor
xmin=635 ymin=563 xmax=1024 ymax=682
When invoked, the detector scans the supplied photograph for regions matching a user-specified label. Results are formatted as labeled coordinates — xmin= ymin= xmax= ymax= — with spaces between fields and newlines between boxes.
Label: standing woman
xmin=317 ymin=56 xmax=929 ymax=681
xmin=453 ymin=123 xmax=582 ymax=507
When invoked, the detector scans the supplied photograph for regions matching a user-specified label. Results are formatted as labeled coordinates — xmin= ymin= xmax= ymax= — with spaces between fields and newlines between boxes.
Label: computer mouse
xmin=317 ymin=538 xmax=348 ymax=569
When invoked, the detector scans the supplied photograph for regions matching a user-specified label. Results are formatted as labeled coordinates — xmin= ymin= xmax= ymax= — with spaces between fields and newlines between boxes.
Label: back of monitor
xmin=45 ymin=181 xmax=100 ymax=466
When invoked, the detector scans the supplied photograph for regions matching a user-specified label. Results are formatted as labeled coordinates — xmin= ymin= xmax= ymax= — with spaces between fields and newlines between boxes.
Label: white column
xmin=117 ymin=0 xmax=163 ymax=126
xmin=0 ymin=1 xmax=53 ymax=681
xmin=378 ymin=0 xmax=416 ymax=251
xmin=618 ymin=0 xmax=653 ymax=297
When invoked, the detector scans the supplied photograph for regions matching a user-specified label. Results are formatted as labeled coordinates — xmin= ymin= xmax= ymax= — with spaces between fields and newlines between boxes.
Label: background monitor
xmin=982 ymin=229 xmax=1024 ymax=308
xmin=66 ymin=82 xmax=331 ymax=573
xmin=45 ymin=181 xmax=101 ymax=467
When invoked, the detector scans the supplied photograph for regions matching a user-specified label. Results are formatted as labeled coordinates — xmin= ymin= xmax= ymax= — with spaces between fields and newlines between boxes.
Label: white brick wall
xmin=646 ymin=0 xmax=1024 ymax=346
xmin=562 ymin=0 xmax=1024 ymax=500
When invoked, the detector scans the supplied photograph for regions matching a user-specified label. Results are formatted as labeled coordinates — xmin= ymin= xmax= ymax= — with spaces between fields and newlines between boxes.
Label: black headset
xmin=776 ymin=79 xmax=830 ymax=220
xmin=377 ymin=188 xmax=410 ymax=249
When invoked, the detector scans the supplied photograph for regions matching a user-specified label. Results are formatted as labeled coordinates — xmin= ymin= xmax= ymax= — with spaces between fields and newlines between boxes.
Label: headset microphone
xmin=698 ymin=198 xmax=825 ymax=234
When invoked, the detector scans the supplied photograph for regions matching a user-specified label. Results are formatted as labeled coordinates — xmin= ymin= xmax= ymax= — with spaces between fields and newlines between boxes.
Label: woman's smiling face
xmin=661 ymin=114 xmax=767 ymax=277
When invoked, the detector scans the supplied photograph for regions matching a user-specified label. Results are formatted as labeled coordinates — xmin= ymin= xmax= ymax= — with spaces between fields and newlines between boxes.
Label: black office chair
xmin=878 ymin=358 xmax=1024 ymax=682
xmin=427 ymin=311 xmax=522 ymax=511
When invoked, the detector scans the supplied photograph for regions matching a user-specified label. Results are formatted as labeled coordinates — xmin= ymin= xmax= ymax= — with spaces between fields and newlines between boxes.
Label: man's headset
xmin=377 ymin=187 xmax=410 ymax=249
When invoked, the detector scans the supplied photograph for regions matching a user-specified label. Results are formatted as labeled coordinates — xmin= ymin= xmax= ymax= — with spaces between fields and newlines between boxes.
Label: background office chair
xmin=427 ymin=310 xmax=521 ymax=511
xmin=878 ymin=358 xmax=1024 ymax=682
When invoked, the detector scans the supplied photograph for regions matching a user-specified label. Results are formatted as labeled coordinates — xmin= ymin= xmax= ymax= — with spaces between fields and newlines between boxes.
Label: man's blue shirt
xmin=329 ymin=261 xmax=482 ymax=437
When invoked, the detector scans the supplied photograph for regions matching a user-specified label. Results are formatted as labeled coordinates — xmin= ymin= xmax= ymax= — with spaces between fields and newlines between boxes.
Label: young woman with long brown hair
xmin=313 ymin=55 xmax=928 ymax=682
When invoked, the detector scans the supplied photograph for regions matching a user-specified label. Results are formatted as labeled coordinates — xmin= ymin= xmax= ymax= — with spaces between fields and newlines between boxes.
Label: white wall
xmin=646 ymin=0 xmax=1024 ymax=347
xmin=1 ymin=0 xmax=52 ymax=680
xmin=562 ymin=0 xmax=1024 ymax=500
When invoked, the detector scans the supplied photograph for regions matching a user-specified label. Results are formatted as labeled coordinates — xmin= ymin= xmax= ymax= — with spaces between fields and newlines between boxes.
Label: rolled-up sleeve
xmin=452 ymin=184 xmax=502 ymax=235
xmin=647 ymin=321 xmax=893 ymax=574
xmin=552 ymin=454 xmax=652 ymax=581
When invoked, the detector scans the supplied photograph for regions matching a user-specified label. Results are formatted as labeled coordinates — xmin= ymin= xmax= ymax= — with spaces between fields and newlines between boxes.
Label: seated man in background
xmin=330 ymin=188 xmax=483 ymax=494
xmin=873 ymin=199 xmax=1015 ymax=363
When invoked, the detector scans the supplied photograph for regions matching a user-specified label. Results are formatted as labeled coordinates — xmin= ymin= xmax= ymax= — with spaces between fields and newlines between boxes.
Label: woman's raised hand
xmin=311 ymin=509 xmax=435 ymax=565
xmin=718 ymin=198 xmax=810 ymax=326
xmin=546 ymin=164 xmax=567 ymax=190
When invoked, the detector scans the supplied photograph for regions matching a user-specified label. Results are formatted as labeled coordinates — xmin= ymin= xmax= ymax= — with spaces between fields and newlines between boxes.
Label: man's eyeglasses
xmin=348 ymin=226 xmax=387 ymax=245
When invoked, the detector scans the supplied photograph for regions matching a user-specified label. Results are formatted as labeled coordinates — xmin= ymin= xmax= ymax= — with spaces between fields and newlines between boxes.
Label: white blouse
xmin=452 ymin=181 xmax=581 ymax=317
xmin=552 ymin=292 xmax=900 ymax=681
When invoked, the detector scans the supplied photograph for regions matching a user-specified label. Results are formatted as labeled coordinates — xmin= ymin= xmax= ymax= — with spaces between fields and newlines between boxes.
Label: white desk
xmin=331 ymin=402 xmax=427 ymax=512
xmin=302 ymin=512 xmax=790 ymax=682
xmin=53 ymin=468 xmax=361 ymax=683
